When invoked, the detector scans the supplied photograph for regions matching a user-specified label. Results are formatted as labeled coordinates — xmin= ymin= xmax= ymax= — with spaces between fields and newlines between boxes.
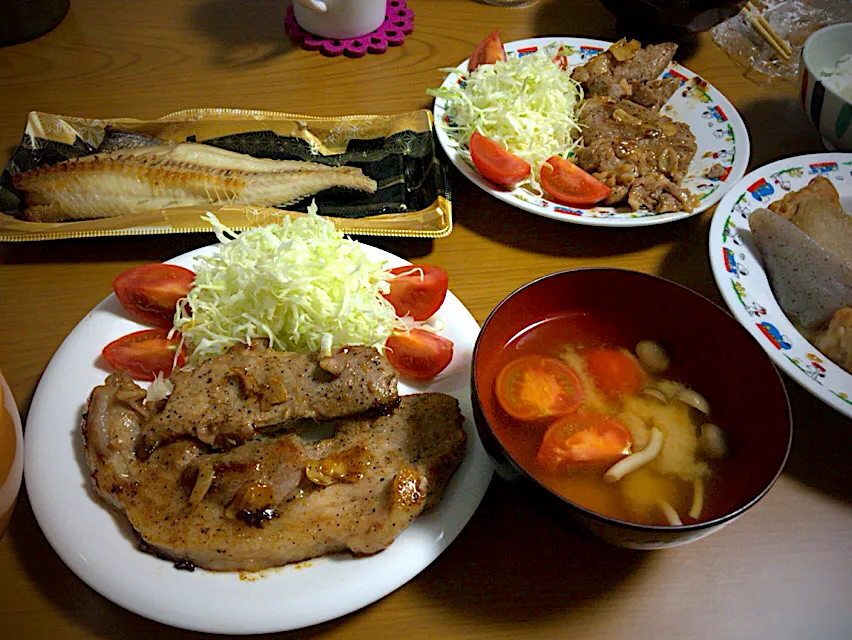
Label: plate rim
xmin=0 ymin=369 xmax=24 ymax=520
xmin=708 ymin=151 xmax=852 ymax=418
xmin=23 ymin=241 xmax=493 ymax=634
xmin=431 ymin=35 xmax=751 ymax=228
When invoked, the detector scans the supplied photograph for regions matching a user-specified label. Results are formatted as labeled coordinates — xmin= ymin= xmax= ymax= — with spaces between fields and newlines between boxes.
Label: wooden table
xmin=1 ymin=1 xmax=850 ymax=638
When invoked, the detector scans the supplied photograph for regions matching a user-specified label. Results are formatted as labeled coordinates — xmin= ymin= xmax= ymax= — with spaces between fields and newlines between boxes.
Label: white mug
xmin=293 ymin=0 xmax=387 ymax=40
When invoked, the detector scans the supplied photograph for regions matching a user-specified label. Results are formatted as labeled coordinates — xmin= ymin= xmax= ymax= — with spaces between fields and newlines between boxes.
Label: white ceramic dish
xmin=800 ymin=22 xmax=852 ymax=152
xmin=24 ymin=243 xmax=493 ymax=634
xmin=0 ymin=369 xmax=24 ymax=536
xmin=432 ymin=37 xmax=750 ymax=227
xmin=709 ymin=152 xmax=852 ymax=418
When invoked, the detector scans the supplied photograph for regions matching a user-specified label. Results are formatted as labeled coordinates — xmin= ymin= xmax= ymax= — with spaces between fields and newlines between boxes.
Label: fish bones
xmin=12 ymin=140 xmax=378 ymax=222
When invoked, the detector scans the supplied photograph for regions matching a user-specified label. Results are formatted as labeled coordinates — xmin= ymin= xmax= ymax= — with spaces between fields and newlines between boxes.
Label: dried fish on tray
xmin=0 ymin=109 xmax=452 ymax=241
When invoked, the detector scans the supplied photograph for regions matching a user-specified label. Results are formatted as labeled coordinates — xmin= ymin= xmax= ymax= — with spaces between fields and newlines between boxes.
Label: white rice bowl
xmin=822 ymin=53 xmax=852 ymax=102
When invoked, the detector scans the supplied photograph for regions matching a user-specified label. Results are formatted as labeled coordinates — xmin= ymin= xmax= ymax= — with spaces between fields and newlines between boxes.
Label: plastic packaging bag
xmin=711 ymin=0 xmax=852 ymax=83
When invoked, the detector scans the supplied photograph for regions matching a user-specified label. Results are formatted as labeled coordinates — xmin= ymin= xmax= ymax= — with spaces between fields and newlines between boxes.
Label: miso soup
xmin=487 ymin=311 xmax=731 ymax=527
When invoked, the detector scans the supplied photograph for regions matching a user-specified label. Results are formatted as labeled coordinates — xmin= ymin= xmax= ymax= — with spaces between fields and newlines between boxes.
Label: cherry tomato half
xmin=469 ymin=30 xmax=507 ymax=72
xmin=540 ymin=155 xmax=612 ymax=206
xmin=383 ymin=264 xmax=449 ymax=321
xmin=113 ymin=263 xmax=195 ymax=328
xmin=469 ymin=132 xmax=531 ymax=189
xmin=385 ymin=329 xmax=454 ymax=380
xmin=537 ymin=412 xmax=632 ymax=470
xmin=585 ymin=347 xmax=647 ymax=398
xmin=495 ymin=356 xmax=584 ymax=422
xmin=102 ymin=328 xmax=186 ymax=382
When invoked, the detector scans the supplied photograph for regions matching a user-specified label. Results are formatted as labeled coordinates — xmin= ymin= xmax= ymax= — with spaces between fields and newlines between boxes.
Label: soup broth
xmin=486 ymin=311 xmax=729 ymax=527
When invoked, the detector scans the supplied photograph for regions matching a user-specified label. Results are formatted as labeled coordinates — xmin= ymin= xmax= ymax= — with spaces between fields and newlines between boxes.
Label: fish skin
xmin=12 ymin=141 xmax=378 ymax=222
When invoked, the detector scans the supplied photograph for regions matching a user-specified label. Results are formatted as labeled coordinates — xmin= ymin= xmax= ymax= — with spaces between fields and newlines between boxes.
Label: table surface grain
xmin=1 ymin=1 xmax=850 ymax=639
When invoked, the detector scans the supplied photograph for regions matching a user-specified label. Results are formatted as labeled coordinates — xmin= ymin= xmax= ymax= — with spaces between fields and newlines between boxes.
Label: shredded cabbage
xmin=428 ymin=42 xmax=584 ymax=194
xmin=173 ymin=207 xmax=398 ymax=366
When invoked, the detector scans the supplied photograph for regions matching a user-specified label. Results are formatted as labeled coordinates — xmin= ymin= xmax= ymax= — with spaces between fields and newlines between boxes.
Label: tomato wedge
xmin=540 ymin=155 xmax=611 ymax=206
xmin=102 ymin=328 xmax=185 ymax=382
xmin=113 ymin=263 xmax=195 ymax=328
xmin=585 ymin=347 xmax=647 ymax=398
xmin=495 ymin=356 xmax=583 ymax=422
xmin=385 ymin=329 xmax=454 ymax=380
xmin=537 ymin=412 xmax=632 ymax=470
xmin=383 ymin=264 xmax=449 ymax=321
xmin=469 ymin=132 xmax=531 ymax=189
xmin=552 ymin=47 xmax=571 ymax=71
xmin=469 ymin=30 xmax=506 ymax=72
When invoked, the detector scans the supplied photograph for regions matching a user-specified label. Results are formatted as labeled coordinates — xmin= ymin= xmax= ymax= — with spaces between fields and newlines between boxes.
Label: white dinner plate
xmin=708 ymin=152 xmax=852 ymax=418
xmin=24 ymin=242 xmax=493 ymax=634
xmin=432 ymin=37 xmax=750 ymax=227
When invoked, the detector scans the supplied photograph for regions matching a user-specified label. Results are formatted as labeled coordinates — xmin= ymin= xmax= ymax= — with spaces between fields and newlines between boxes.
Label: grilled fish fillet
xmin=12 ymin=140 xmax=378 ymax=222
xmin=83 ymin=370 xmax=466 ymax=572
xmin=140 ymin=343 xmax=400 ymax=454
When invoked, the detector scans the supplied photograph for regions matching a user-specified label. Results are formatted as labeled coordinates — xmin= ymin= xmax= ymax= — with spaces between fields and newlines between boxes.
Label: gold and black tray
xmin=0 ymin=108 xmax=452 ymax=242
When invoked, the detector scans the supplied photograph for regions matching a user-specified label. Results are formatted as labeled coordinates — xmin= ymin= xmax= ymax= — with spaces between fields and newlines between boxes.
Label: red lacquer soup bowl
xmin=471 ymin=268 xmax=792 ymax=549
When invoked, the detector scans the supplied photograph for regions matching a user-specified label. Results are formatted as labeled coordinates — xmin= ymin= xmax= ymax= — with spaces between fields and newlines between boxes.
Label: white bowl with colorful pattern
xmin=0 ymin=368 xmax=23 ymax=537
xmin=709 ymin=152 xmax=852 ymax=418
xmin=432 ymin=37 xmax=750 ymax=227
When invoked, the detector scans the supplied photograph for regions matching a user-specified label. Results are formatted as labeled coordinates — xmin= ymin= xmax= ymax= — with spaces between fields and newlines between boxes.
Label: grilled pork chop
xmin=140 ymin=343 xmax=399 ymax=454
xmin=575 ymin=98 xmax=698 ymax=213
xmin=571 ymin=41 xmax=680 ymax=109
xmin=83 ymin=370 xmax=466 ymax=572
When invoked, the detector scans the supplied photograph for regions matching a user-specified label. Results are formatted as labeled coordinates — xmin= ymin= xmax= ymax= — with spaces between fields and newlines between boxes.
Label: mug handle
xmin=294 ymin=0 xmax=328 ymax=13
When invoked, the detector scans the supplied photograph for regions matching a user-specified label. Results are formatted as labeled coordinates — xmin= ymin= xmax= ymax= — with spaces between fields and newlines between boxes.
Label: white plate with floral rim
xmin=24 ymin=242 xmax=493 ymax=634
xmin=432 ymin=37 xmax=750 ymax=227
xmin=708 ymin=152 xmax=852 ymax=418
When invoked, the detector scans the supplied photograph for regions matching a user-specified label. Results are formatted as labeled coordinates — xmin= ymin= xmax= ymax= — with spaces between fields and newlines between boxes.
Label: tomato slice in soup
xmin=495 ymin=356 xmax=583 ymax=421
xmin=585 ymin=347 xmax=647 ymax=397
xmin=537 ymin=412 xmax=632 ymax=470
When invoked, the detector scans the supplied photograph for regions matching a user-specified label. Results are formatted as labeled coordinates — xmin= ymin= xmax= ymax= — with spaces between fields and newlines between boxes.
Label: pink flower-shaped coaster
xmin=285 ymin=0 xmax=414 ymax=58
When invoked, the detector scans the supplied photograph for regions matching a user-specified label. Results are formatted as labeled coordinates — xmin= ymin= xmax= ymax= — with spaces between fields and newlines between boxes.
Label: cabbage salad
xmin=173 ymin=206 xmax=398 ymax=366
xmin=429 ymin=42 xmax=585 ymax=194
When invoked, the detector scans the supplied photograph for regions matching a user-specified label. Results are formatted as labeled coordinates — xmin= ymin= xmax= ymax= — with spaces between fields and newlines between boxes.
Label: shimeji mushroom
xmin=604 ymin=427 xmax=664 ymax=483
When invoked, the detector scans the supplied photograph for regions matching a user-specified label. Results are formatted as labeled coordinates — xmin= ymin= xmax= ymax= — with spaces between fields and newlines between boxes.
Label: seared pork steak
xmin=83 ymin=369 xmax=466 ymax=572
xmin=571 ymin=41 xmax=679 ymax=109
xmin=140 ymin=342 xmax=399 ymax=454
xmin=576 ymin=98 xmax=699 ymax=213
xmin=569 ymin=41 xmax=699 ymax=213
